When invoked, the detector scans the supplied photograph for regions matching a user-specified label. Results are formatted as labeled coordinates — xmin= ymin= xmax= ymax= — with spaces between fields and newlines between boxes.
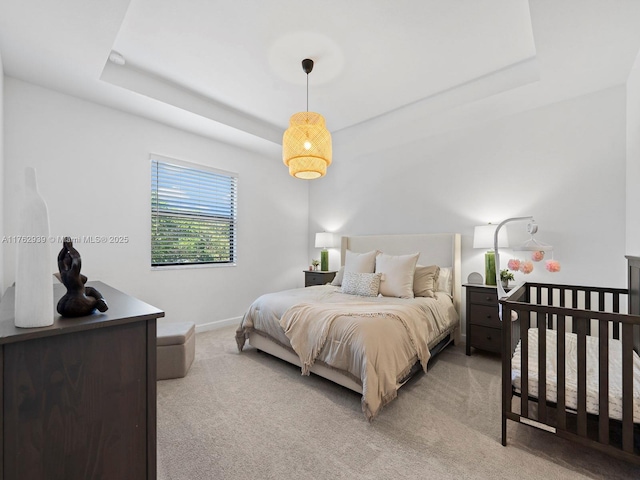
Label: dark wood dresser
xmin=465 ymin=284 xmax=504 ymax=356
xmin=303 ymin=270 xmax=336 ymax=287
xmin=0 ymin=281 xmax=164 ymax=480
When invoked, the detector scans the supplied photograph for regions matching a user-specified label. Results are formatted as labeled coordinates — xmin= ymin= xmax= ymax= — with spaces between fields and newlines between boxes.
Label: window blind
xmin=151 ymin=157 xmax=237 ymax=266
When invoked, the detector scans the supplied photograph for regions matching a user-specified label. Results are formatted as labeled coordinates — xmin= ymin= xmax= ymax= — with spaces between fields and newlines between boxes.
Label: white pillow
xmin=331 ymin=266 xmax=344 ymax=286
xmin=341 ymin=271 xmax=381 ymax=297
xmin=413 ymin=264 xmax=440 ymax=298
xmin=437 ymin=267 xmax=453 ymax=295
xmin=375 ymin=252 xmax=419 ymax=299
xmin=344 ymin=250 xmax=378 ymax=274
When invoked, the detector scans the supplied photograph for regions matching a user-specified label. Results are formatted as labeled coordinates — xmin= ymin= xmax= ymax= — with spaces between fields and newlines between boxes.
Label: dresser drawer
xmin=469 ymin=325 xmax=501 ymax=354
xmin=468 ymin=290 xmax=499 ymax=307
xmin=469 ymin=304 xmax=501 ymax=328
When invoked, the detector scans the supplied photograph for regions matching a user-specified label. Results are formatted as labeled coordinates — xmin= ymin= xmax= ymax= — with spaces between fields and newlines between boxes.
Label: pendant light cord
xmin=306 ymin=72 xmax=309 ymax=112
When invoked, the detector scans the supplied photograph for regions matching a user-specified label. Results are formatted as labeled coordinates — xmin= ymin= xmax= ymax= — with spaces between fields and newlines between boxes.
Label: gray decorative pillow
xmin=341 ymin=271 xmax=381 ymax=297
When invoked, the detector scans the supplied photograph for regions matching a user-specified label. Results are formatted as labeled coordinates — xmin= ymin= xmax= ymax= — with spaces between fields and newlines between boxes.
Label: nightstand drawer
xmin=468 ymin=290 xmax=499 ymax=307
xmin=304 ymin=271 xmax=336 ymax=287
xmin=469 ymin=325 xmax=501 ymax=354
xmin=469 ymin=304 xmax=501 ymax=328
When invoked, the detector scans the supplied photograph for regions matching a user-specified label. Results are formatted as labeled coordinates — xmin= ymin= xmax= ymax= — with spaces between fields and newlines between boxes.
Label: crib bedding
xmin=236 ymin=285 xmax=458 ymax=420
xmin=512 ymin=328 xmax=640 ymax=422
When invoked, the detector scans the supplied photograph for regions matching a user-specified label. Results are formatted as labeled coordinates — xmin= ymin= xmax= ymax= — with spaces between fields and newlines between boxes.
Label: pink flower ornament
xmin=545 ymin=260 xmax=561 ymax=273
xmin=520 ymin=261 xmax=534 ymax=274
xmin=507 ymin=259 xmax=521 ymax=271
xmin=531 ymin=251 xmax=545 ymax=262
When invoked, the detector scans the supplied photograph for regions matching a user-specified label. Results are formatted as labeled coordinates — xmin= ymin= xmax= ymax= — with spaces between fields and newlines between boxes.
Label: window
xmin=151 ymin=156 xmax=237 ymax=267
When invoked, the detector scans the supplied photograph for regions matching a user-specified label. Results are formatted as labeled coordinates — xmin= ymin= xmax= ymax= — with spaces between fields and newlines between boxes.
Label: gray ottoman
xmin=157 ymin=322 xmax=195 ymax=380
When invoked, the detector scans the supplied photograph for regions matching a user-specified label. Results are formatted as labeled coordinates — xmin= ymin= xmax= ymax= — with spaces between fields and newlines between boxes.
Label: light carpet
xmin=157 ymin=325 xmax=640 ymax=479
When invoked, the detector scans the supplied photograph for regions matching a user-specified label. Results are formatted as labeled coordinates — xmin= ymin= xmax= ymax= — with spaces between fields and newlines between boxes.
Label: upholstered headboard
xmin=340 ymin=233 xmax=462 ymax=315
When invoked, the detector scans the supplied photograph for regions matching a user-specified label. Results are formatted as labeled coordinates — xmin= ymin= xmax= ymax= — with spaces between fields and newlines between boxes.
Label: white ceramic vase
xmin=15 ymin=167 xmax=54 ymax=328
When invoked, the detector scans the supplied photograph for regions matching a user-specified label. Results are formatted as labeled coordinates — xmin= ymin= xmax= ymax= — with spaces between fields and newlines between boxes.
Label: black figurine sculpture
xmin=56 ymin=237 xmax=108 ymax=317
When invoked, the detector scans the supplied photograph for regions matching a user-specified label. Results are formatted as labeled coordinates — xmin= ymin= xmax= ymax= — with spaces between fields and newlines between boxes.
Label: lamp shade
xmin=473 ymin=224 xmax=509 ymax=250
xmin=315 ymin=232 xmax=334 ymax=249
xmin=283 ymin=112 xmax=332 ymax=179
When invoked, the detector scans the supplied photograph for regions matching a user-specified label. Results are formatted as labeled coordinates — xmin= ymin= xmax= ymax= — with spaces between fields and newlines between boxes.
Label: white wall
xmin=627 ymin=52 xmax=640 ymax=256
xmin=310 ymin=86 xmax=628 ymax=331
xmin=4 ymin=78 xmax=309 ymax=329
xmin=4 ymin=76 xmax=629 ymax=334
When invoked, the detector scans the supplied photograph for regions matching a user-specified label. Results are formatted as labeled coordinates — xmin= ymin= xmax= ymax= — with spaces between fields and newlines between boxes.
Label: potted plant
xmin=500 ymin=269 xmax=514 ymax=288
xmin=311 ymin=259 xmax=320 ymax=271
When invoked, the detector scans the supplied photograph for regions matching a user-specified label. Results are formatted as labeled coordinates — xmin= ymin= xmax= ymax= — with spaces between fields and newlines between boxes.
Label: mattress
xmin=512 ymin=328 xmax=640 ymax=422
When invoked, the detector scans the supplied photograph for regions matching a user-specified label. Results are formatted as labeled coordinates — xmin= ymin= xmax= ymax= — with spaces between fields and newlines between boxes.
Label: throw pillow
xmin=375 ymin=252 xmax=419 ymax=299
xmin=344 ymin=249 xmax=378 ymax=274
xmin=437 ymin=267 xmax=453 ymax=295
xmin=331 ymin=266 xmax=345 ymax=286
xmin=413 ymin=265 xmax=440 ymax=298
xmin=341 ymin=271 xmax=382 ymax=297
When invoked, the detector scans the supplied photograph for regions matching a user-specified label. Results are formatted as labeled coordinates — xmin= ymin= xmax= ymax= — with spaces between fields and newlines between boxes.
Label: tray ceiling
xmin=1 ymin=0 xmax=640 ymax=155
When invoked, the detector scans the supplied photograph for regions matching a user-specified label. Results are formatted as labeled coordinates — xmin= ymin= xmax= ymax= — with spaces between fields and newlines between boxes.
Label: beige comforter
xmin=236 ymin=285 xmax=458 ymax=420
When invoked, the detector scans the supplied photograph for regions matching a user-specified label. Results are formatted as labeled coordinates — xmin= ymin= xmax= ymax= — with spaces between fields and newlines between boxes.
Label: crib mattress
xmin=512 ymin=328 xmax=640 ymax=422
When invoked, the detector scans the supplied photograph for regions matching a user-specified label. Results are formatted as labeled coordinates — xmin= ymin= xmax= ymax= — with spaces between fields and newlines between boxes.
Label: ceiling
xmin=1 ymin=0 xmax=640 ymax=157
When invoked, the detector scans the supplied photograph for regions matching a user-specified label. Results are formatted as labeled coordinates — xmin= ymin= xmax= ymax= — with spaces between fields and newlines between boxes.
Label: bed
xmin=500 ymin=255 xmax=640 ymax=464
xmin=236 ymin=233 xmax=461 ymax=420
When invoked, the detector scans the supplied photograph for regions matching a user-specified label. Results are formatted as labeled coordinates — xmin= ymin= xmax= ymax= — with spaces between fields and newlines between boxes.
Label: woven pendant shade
xmin=283 ymin=111 xmax=332 ymax=179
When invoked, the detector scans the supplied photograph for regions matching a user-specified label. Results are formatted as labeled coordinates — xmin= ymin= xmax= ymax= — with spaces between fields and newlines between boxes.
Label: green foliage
xmin=500 ymin=269 xmax=515 ymax=282
xmin=151 ymin=215 xmax=234 ymax=265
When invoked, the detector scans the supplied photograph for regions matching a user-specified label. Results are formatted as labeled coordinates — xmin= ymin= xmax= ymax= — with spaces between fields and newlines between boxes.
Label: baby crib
xmin=500 ymin=256 xmax=640 ymax=465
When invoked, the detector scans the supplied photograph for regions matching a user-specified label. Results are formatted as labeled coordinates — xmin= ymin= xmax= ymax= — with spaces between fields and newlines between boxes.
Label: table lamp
xmin=473 ymin=224 xmax=509 ymax=286
xmin=315 ymin=232 xmax=334 ymax=271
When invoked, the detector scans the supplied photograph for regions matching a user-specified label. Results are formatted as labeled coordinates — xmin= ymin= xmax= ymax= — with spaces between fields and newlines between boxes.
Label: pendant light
xmin=283 ymin=59 xmax=332 ymax=179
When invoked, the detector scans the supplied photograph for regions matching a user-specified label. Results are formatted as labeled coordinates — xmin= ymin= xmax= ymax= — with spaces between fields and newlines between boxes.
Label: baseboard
xmin=195 ymin=316 xmax=242 ymax=333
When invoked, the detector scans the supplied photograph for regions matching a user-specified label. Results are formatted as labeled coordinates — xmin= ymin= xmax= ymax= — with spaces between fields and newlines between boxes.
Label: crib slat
xmin=545 ymin=287 xmax=550 ymax=307
xmin=538 ymin=323 xmax=547 ymax=423
xmin=502 ymin=304 xmax=512 ymax=446
xmin=576 ymin=319 xmax=588 ymax=437
xmin=521 ymin=312 xmax=529 ymax=418
xmin=557 ymin=315 xmax=567 ymax=431
xmin=622 ymin=323 xmax=634 ymax=453
xmin=572 ymin=290 xmax=579 ymax=334
xmin=598 ymin=320 xmax=609 ymax=445
xmin=585 ymin=293 xmax=592 ymax=336
xmin=613 ymin=294 xmax=620 ymax=340
xmin=598 ymin=291 xmax=605 ymax=312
